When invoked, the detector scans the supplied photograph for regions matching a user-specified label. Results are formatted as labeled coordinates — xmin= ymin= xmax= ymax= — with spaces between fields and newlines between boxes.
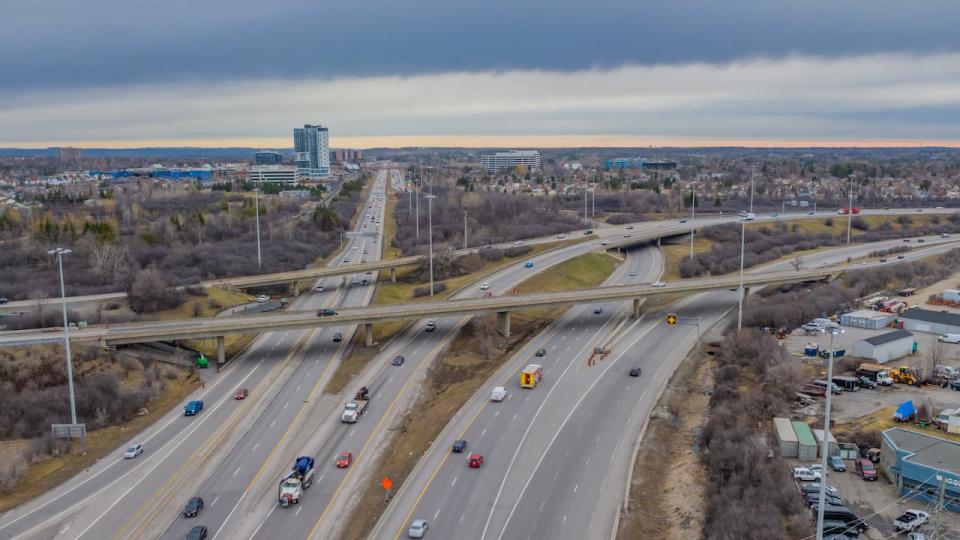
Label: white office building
xmin=248 ymin=165 xmax=299 ymax=183
xmin=293 ymin=124 xmax=331 ymax=178
xmin=480 ymin=150 xmax=541 ymax=173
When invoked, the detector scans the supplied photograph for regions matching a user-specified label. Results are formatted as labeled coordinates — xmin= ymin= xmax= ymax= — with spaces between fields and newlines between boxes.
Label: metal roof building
xmin=851 ymin=329 xmax=915 ymax=363
xmin=881 ymin=428 xmax=960 ymax=511
xmin=900 ymin=308 xmax=960 ymax=336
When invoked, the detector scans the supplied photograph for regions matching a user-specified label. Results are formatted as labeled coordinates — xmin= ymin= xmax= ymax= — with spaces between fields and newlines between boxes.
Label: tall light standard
xmin=749 ymin=173 xmax=755 ymax=214
xmin=816 ymin=327 xmax=843 ymax=540
xmin=737 ymin=217 xmax=746 ymax=331
xmin=583 ymin=184 xmax=588 ymax=223
xmin=591 ymin=187 xmax=595 ymax=217
xmin=689 ymin=182 xmax=697 ymax=259
xmin=48 ymin=248 xmax=78 ymax=425
xmin=846 ymin=174 xmax=855 ymax=245
xmin=415 ymin=170 xmax=420 ymax=240
xmin=254 ymin=184 xmax=262 ymax=268
xmin=426 ymin=194 xmax=436 ymax=296
xmin=463 ymin=210 xmax=468 ymax=250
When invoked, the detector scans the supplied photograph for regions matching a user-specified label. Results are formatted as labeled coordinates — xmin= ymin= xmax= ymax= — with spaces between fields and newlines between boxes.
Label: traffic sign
xmin=381 ymin=477 xmax=393 ymax=490
xmin=666 ymin=313 xmax=678 ymax=325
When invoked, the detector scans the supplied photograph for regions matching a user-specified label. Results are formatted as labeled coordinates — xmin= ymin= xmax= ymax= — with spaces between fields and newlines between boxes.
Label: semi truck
xmin=278 ymin=456 xmax=315 ymax=507
xmin=520 ymin=364 xmax=543 ymax=389
xmin=857 ymin=363 xmax=894 ymax=385
xmin=341 ymin=386 xmax=370 ymax=423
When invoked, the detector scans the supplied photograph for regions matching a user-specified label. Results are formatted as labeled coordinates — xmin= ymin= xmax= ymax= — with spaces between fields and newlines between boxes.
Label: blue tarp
xmin=895 ymin=400 xmax=916 ymax=421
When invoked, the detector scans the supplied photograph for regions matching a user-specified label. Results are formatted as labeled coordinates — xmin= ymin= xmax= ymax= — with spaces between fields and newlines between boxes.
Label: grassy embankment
xmin=0 ymin=358 xmax=197 ymax=513
xmin=337 ymin=251 xmax=619 ymax=539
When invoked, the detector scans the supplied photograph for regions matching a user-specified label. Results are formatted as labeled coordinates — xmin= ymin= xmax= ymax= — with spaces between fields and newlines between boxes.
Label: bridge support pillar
xmin=632 ymin=298 xmax=642 ymax=319
xmin=216 ymin=336 xmax=225 ymax=369
xmin=497 ymin=311 xmax=511 ymax=337
xmin=743 ymin=287 xmax=751 ymax=305
xmin=657 ymin=237 xmax=661 ymax=247
xmin=292 ymin=282 xmax=300 ymax=297
xmin=364 ymin=323 xmax=374 ymax=347
xmin=390 ymin=268 xmax=397 ymax=283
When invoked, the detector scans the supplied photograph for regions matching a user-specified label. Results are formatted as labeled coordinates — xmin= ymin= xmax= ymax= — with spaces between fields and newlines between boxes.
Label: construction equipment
xmin=891 ymin=365 xmax=921 ymax=386
xmin=587 ymin=345 xmax=610 ymax=366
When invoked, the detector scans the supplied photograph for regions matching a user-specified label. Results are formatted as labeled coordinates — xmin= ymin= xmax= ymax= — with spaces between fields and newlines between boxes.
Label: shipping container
xmin=774 ymin=417 xmax=799 ymax=458
xmin=792 ymin=421 xmax=818 ymax=461
xmin=813 ymin=429 xmax=839 ymax=457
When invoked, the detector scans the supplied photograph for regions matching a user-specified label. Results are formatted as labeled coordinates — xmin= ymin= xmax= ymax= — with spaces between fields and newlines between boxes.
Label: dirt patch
xmin=337 ymin=312 xmax=554 ymax=540
xmin=617 ymin=344 xmax=713 ymax=540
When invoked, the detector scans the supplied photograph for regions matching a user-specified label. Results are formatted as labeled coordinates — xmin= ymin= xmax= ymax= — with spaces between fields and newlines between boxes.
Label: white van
xmin=939 ymin=334 xmax=960 ymax=344
xmin=490 ymin=386 xmax=507 ymax=402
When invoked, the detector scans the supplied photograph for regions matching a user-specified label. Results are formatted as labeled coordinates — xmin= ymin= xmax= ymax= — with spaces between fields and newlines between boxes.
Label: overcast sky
xmin=3 ymin=0 xmax=960 ymax=147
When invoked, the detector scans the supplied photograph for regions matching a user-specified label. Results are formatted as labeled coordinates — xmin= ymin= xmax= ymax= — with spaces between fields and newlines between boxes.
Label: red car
xmin=468 ymin=454 xmax=484 ymax=468
xmin=855 ymin=458 xmax=878 ymax=481
xmin=336 ymin=452 xmax=353 ymax=468
xmin=234 ymin=388 xmax=248 ymax=400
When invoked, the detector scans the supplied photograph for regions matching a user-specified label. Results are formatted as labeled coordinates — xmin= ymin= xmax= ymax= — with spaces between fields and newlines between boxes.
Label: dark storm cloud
xmin=2 ymin=0 xmax=959 ymax=92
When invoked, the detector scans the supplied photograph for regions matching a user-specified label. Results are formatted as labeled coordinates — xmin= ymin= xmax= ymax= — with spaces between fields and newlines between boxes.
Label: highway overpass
xmin=0 ymin=264 xmax=845 ymax=355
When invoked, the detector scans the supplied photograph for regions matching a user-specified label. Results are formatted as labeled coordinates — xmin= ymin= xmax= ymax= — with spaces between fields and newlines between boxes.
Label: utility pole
xmin=749 ymin=173 xmax=755 ymax=214
xmin=584 ymin=184 xmax=588 ymax=223
xmin=254 ymin=183 xmax=262 ymax=269
xmin=464 ymin=210 xmax=468 ymax=250
xmin=690 ymin=183 xmax=696 ymax=260
xmin=815 ymin=328 xmax=842 ymax=540
xmin=934 ymin=472 xmax=946 ymax=540
xmin=49 ymin=248 xmax=78 ymax=426
xmin=415 ymin=169 xmax=420 ymax=240
xmin=846 ymin=174 xmax=855 ymax=245
xmin=591 ymin=187 xmax=595 ymax=217
xmin=426 ymin=194 xmax=436 ymax=296
xmin=737 ymin=217 xmax=746 ymax=331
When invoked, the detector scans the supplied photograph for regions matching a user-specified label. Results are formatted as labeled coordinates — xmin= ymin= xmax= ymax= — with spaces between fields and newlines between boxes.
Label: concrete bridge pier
xmin=364 ymin=323 xmax=375 ymax=346
xmin=216 ymin=336 xmax=225 ymax=369
xmin=497 ymin=311 xmax=511 ymax=337
xmin=390 ymin=268 xmax=397 ymax=283
xmin=292 ymin=282 xmax=300 ymax=297
xmin=632 ymin=298 xmax=642 ymax=319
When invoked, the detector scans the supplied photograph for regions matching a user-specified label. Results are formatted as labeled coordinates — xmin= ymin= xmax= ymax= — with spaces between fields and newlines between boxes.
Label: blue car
xmin=184 ymin=400 xmax=204 ymax=416
xmin=828 ymin=455 xmax=846 ymax=472
xmin=524 ymin=261 xmax=534 ymax=268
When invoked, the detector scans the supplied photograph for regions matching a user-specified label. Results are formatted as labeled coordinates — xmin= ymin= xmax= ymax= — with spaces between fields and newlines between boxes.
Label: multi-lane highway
xmin=373 ymin=233 xmax=960 ymax=540
xmin=0 ymin=170 xmax=393 ymax=540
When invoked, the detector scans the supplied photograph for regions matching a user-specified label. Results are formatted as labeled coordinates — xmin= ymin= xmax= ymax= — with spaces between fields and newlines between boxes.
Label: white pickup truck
xmin=894 ymin=509 xmax=929 ymax=532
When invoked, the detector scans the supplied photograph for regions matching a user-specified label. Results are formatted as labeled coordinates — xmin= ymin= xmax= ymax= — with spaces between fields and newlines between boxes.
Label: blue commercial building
xmin=604 ymin=158 xmax=678 ymax=171
xmin=881 ymin=428 xmax=960 ymax=511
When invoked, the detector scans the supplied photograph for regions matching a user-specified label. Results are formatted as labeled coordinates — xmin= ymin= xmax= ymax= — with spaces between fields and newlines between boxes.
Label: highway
xmin=0 ymin=170 xmax=393 ymax=540
xmin=372 ymin=234 xmax=960 ymax=540
xmin=3 ymin=207 xmax=951 ymax=314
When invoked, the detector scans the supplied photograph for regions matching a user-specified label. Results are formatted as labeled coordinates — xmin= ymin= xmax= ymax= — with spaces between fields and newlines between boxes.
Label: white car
xmin=629 ymin=271 xmax=637 ymax=277
xmin=256 ymin=295 xmax=269 ymax=303
xmin=623 ymin=233 xmax=631 ymax=238
xmin=793 ymin=467 xmax=822 ymax=481
xmin=353 ymin=246 xmax=359 ymax=250
xmin=651 ymin=281 xmax=666 ymax=288
xmin=408 ymin=519 xmax=429 ymax=538
xmin=601 ymin=240 xmax=610 ymax=246
xmin=124 ymin=443 xmax=143 ymax=459
xmin=479 ymin=282 xmax=490 ymax=291
xmin=513 ymin=240 xmax=523 ymax=246
xmin=556 ymin=234 xmax=566 ymax=239
xmin=315 ymin=285 xmax=324 ymax=292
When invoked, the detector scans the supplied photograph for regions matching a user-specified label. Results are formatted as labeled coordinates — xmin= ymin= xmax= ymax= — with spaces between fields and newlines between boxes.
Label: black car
xmin=857 ymin=377 xmax=877 ymax=389
xmin=317 ymin=308 xmax=337 ymax=317
xmin=0 ymin=298 xmax=7 ymax=304
xmin=593 ymin=308 xmax=603 ymax=315
xmin=535 ymin=348 xmax=546 ymax=357
xmin=629 ymin=367 xmax=642 ymax=377
xmin=183 ymin=497 xmax=204 ymax=518
xmin=392 ymin=355 xmax=405 ymax=366
xmin=950 ymin=379 xmax=960 ymax=391
xmin=332 ymin=332 xmax=343 ymax=342
xmin=583 ymin=230 xmax=594 ymax=235
xmin=452 ymin=439 xmax=468 ymax=453
xmin=803 ymin=492 xmax=842 ymax=507
xmin=186 ymin=525 xmax=208 ymax=540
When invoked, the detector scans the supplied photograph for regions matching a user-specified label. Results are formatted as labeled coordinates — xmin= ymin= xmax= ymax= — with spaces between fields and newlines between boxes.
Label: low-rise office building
xmin=881 ymin=428 xmax=960 ymax=511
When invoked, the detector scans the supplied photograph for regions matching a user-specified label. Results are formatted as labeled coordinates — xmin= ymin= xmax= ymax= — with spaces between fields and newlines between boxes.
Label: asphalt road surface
xmin=372 ymin=234 xmax=960 ymax=540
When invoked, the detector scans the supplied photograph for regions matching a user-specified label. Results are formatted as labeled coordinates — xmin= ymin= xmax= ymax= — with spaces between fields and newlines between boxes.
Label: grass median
xmin=336 ymin=251 xmax=620 ymax=539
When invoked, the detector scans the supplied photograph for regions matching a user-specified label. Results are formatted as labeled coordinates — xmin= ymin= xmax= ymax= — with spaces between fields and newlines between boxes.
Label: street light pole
xmin=464 ymin=210 xmax=468 ymax=250
xmin=815 ymin=328 xmax=841 ymax=540
xmin=254 ymin=184 xmax=262 ymax=269
xmin=584 ymin=184 xmax=588 ymax=223
xmin=591 ymin=187 xmax=595 ymax=217
xmin=48 ymin=248 xmax=78 ymax=425
xmin=737 ymin=218 xmax=746 ymax=331
xmin=749 ymin=175 xmax=755 ymax=214
xmin=426 ymin=194 xmax=436 ymax=296
xmin=416 ymin=172 xmax=420 ymax=240
xmin=690 ymin=183 xmax=696 ymax=259
xmin=846 ymin=174 xmax=855 ymax=245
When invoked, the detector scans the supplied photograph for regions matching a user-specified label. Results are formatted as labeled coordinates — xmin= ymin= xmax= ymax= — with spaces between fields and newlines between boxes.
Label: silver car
xmin=408 ymin=519 xmax=428 ymax=538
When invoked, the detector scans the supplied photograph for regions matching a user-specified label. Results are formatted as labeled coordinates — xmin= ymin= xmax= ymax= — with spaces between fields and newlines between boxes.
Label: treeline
xmin=701 ymin=331 xmax=813 ymax=539
xmin=744 ymin=248 xmax=960 ymax=330
xmin=392 ymin=185 xmax=582 ymax=256
xmin=0 ymin=182 xmax=364 ymax=301
xmin=680 ymin=214 xmax=960 ymax=278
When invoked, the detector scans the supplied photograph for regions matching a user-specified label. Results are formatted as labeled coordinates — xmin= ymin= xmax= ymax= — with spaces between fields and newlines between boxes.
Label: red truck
xmin=838 ymin=207 xmax=861 ymax=215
